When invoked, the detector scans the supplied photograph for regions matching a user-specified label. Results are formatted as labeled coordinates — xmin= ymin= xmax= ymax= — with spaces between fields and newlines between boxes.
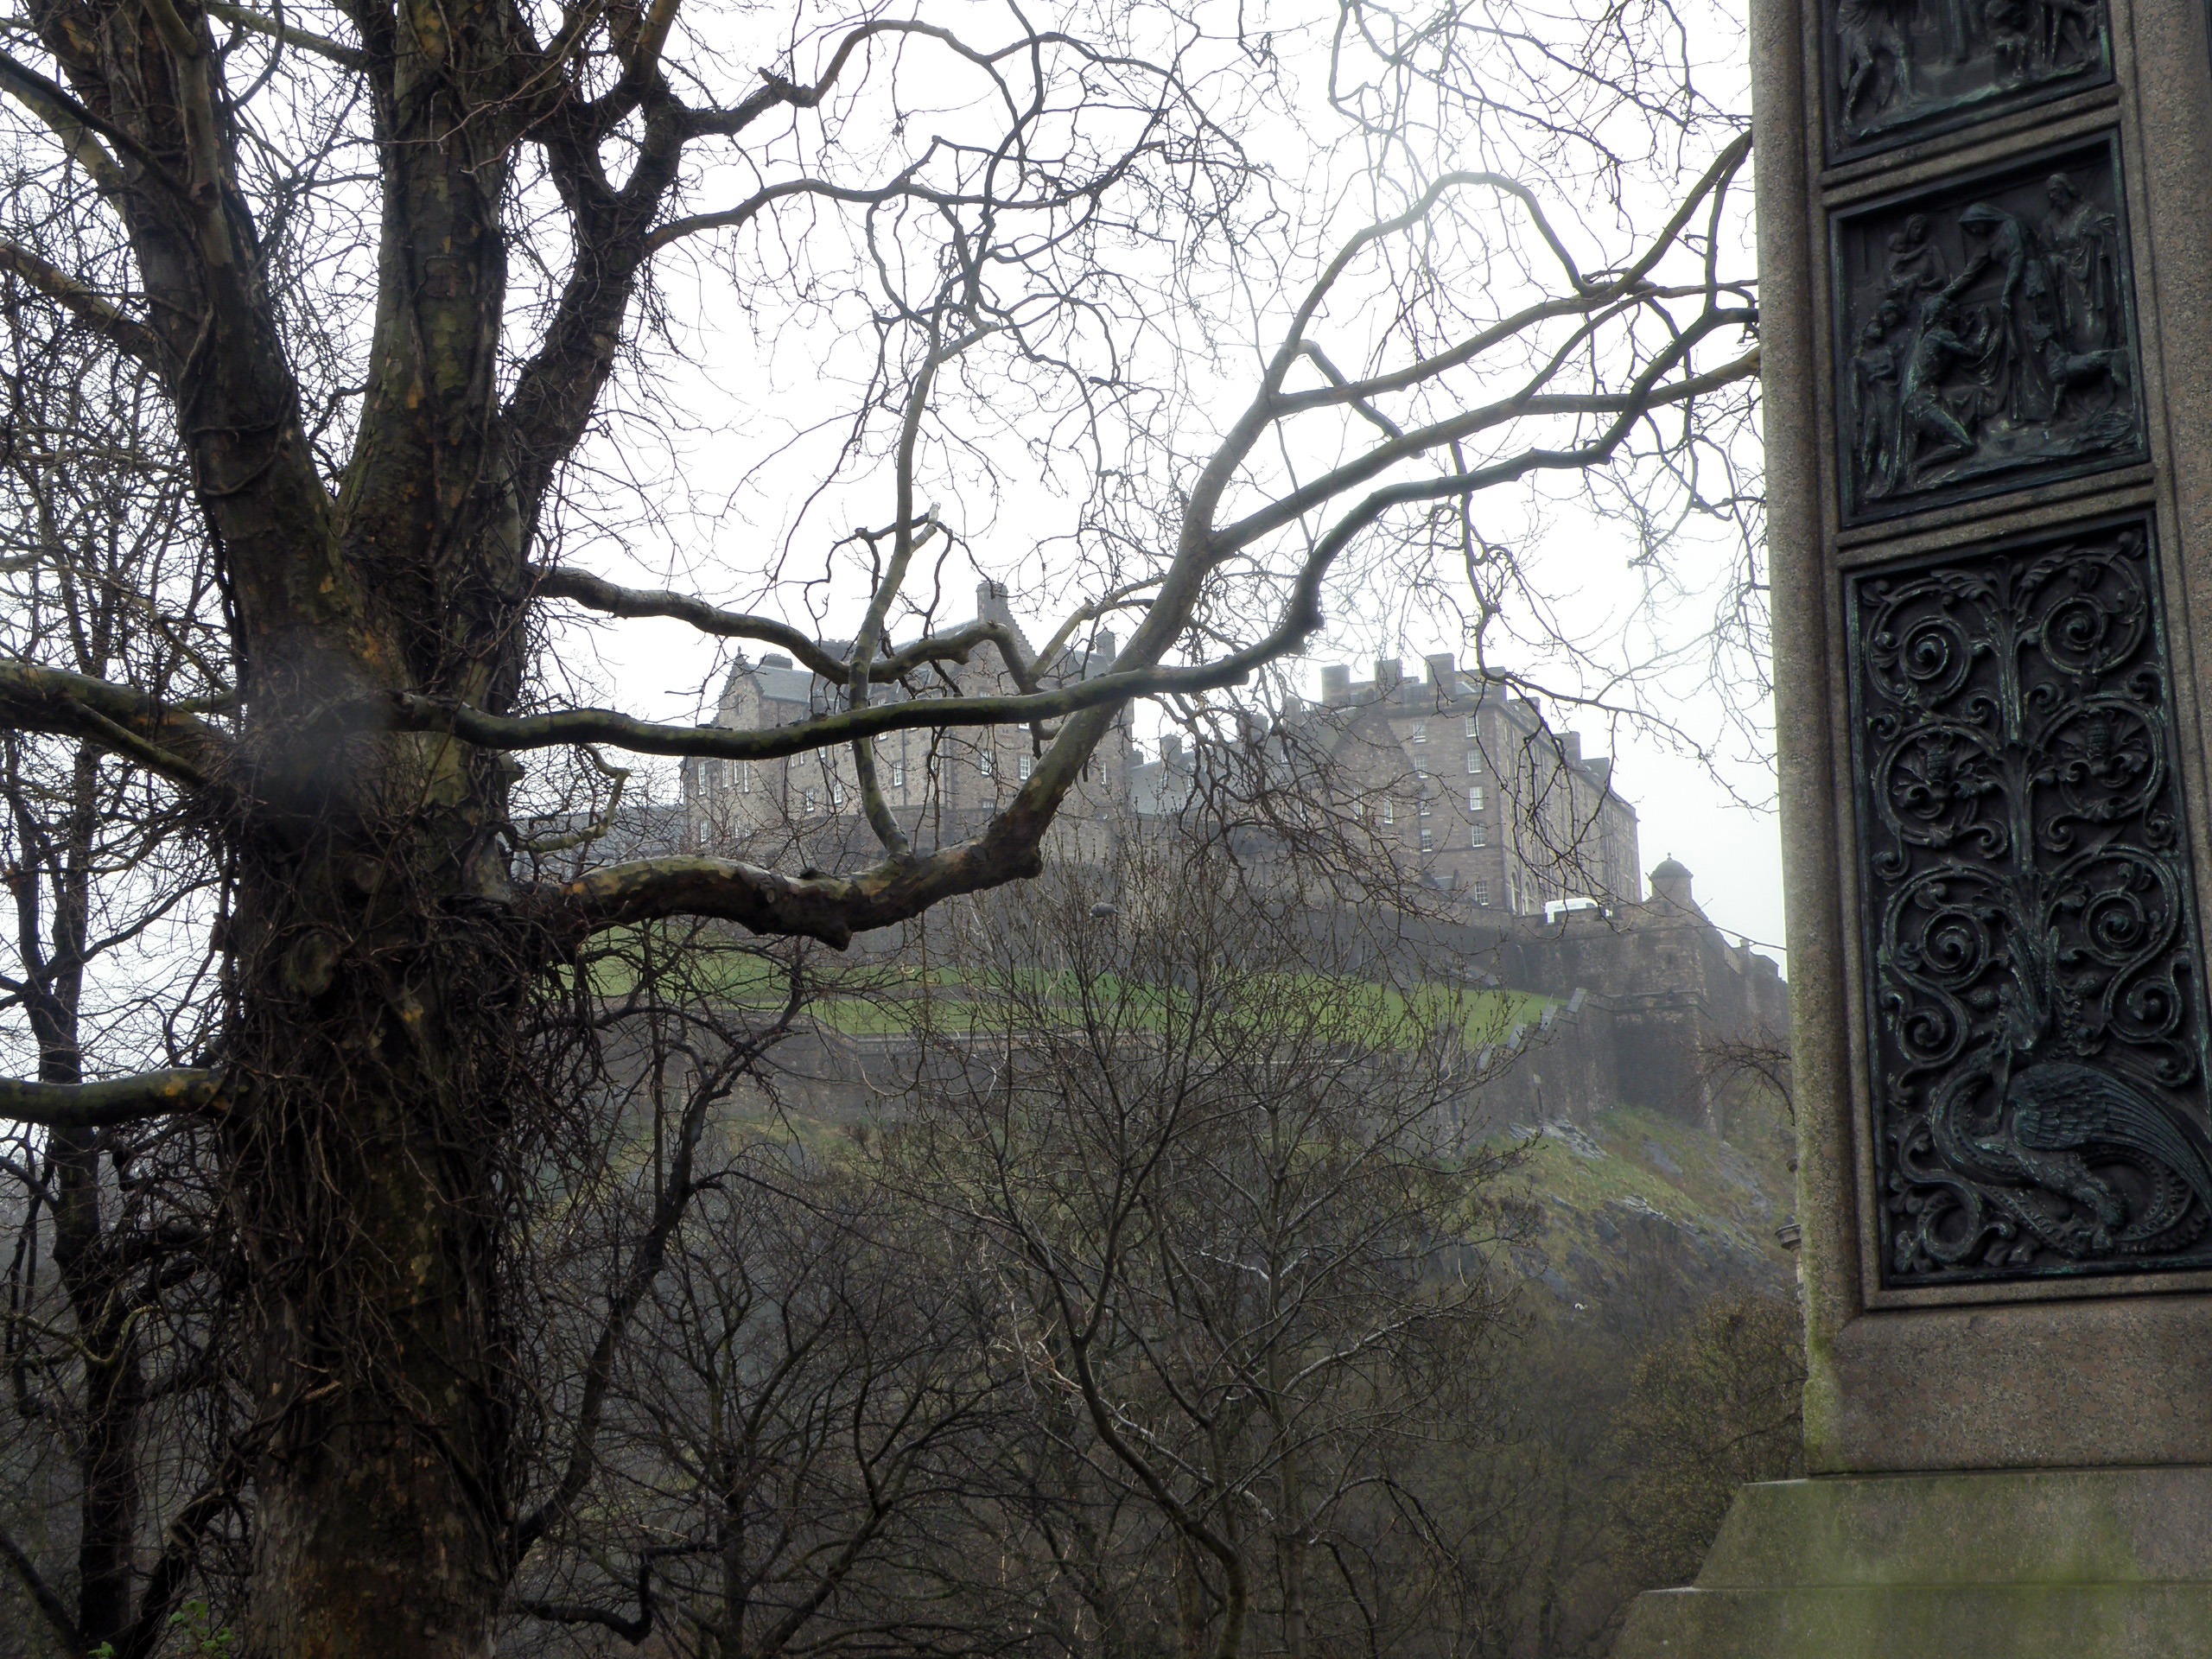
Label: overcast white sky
xmin=539 ymin=0 xmax=1789 ymax=968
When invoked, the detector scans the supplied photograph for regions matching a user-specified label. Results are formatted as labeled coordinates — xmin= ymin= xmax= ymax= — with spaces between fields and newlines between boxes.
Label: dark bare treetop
xmin=0 ymin=0 xmax=1756 ymax=1651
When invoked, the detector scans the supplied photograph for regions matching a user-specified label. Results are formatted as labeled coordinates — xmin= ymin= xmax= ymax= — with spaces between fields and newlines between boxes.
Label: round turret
xmin=1649 ymin=855 xmax=1695 ymax=912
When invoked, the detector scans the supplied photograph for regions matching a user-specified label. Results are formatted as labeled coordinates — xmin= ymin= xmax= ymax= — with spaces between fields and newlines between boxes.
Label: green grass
xmin=861 ymin=971 xmax=1550 ymax=1047
xmin=571 ymin=925 xmax=1554 ymax=1046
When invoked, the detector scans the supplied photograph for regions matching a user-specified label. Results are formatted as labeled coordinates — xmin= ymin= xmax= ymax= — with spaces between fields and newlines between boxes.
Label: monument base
xmin=1611 ymin=1466 xmax=2212 ymax=1657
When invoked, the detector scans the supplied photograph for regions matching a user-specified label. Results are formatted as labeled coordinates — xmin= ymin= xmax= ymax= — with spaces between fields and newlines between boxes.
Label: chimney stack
xmin=1562 ymin=732 xmax=1583 ymax=766
xmin=976 ymin=578 xmax=1013 ymax=627
xmin=1376 ymin=658 xmax=1404 ymax=694
xmin=1084 ymin=630 xmax=1118 ymax=677
xmin=1425 ymin=652 xmax=1458 ymax=698
xmin=1320 ymin=664 xmax=1351 ymax=704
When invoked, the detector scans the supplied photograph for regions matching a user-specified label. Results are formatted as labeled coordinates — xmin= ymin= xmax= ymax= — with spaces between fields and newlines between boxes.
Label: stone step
xmin=1616 ymin=1584 xmax=2212 ymax=1658
xmin=1696 ymin=1469 xmax=2212 ymax=1587
xmin=1612 ymin=1470 xmax=2212 ymax=1659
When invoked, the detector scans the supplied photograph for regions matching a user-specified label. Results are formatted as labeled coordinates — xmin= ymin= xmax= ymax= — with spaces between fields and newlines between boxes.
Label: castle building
xmin=682 ymin=594 xmax=1638 ymax=917
xmin=674 ymin=607 xmax=1785 ymax=1131
xmin=1272 ymin=652 xmax=1643 ymax=913
xmin=681 ymin=581 xmax=1132 ymax=866
xmin=1467 ymin=854 xmax=1790 ymax=1130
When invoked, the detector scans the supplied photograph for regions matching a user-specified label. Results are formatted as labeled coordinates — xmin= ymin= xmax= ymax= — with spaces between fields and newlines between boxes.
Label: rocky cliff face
xmin=1497 ymin=1102 xmax=1798 ymax=1335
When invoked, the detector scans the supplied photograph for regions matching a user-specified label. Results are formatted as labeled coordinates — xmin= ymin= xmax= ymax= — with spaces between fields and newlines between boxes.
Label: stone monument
xmin=1614 ymin=0 xmax=2212 ymax=1649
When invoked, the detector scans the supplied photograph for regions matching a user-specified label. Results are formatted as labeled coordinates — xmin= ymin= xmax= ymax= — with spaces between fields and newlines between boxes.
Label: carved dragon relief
xmin=1826 ymin=0 xmax=2108 ymax=156
xmin=1848 ymin=522 xmax=2212 ymax=1286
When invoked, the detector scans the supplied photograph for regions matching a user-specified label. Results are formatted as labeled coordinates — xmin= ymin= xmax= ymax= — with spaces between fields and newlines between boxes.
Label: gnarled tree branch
xmin=0 ymin=663 xmax=232 ymax=788
xmin=204 ymin=3 xmax=368 ymax=70
xmin=532 ymin=833 xmax=1052 ymax=950
xmin=0 ymin=1068 xmax=222 ymax=1129
xmin=480 ymin=327 xmax=1756 ymax=781
xmin=383 ymin=647 xmax=1263 ymax=763
xmin=536 ymin=558 xmax=1039 ymax=687
xmin=0 ymin=51 xmax=175 ymax=196
xmin=0 ymin=1516 xmax=79 ymax=1652
xmin=0 ymin=241 xmax=161 ymax=366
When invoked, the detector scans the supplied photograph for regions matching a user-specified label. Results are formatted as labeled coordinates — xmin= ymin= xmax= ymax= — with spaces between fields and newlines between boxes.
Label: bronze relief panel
xmin=1832 ymin=137 xmax=2143 ymax=528
xmin=1847 ymin=518 xmax=2212 ymax=1287
xmin=1824 ymin=0 xmax=2110 ymax=158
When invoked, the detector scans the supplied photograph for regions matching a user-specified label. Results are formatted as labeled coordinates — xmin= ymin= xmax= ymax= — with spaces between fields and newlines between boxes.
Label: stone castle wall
xmin=731 ymin=879 xmax=1789 ymax=1135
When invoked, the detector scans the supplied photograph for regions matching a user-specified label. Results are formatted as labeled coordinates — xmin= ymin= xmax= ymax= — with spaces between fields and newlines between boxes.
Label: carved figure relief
xmin=1847 ymin=521 xmax=2212 ymax=1286
xmin=1825 ymin=0 xmax=2107 ymax=155
xmin=1834 ymin=141 xmax=2143 ymax=525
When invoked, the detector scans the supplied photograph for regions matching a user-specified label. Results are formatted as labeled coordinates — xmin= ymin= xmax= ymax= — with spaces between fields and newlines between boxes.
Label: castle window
xmin=1464 ymin=715 xmax=1478 ymax=739
xmin=1469 ymin=786 xmax=1486 ymax=813
xmin=801 ymin=788 xmax=818 ymax=814
xmin=1419 ymin=795 xmax=1433 ymax=817
xmin=1420 ymin=828 xmax=1435 ymax=850
xmin=737 ymin=761 xmax=753 ymax=794
xmin=1411 ymin=721 xmax=1427 ymax=744
xmin=1019 ymin=753 xmax=1034 ymax=780
xmin=1382 ymin=799 xmax=1395 ymax=825
xmin=1466 ymin=750 xmax=1482 ymax=776
xmin=830 ymin=779 xmax=847 ymax=809
xmin=977 ymin=750 xmax=995 ymax=779
xmin=1472 ymin=879 xmax=1490 ymax=906
xmin=891 ymin=759 xmax=906 ymax=791
xmin=1470 ymin=822 xmax=1487 ymax=847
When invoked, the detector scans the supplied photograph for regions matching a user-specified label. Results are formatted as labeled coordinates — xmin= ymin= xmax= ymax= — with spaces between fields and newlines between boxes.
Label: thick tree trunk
xmin=226 ymin=743 xmax=524 ymax=1659
xmin=251 ymin=1439 xmax=502 ymax=1659
xmin=232 ymin=1001 xmax=517 ymax=1656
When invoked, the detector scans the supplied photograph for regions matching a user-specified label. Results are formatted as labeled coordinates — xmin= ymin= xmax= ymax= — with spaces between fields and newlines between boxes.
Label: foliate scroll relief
xmin=1827 ymin=0 xmax=2108 ymax=156
xmin=1848 ymin=522 xmax=2212 ymax=1287
xmin=1834 ymin=140 xmax=2143 ymax=526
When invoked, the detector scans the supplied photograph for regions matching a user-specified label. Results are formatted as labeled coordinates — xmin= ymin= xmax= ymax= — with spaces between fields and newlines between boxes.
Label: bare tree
xmin=512 ymin=1146 xmax=1020 ymax=1659
xmin=1603 ymin=1294 xmax=1803 ymax=1618
xmin=887 ymin=841 xmax=1525 ymax=1659
xmin=1700 ymin=1028 xmax=1796 ymax=1129
xmin=0 ymin=0 xmax=1755 ymax=1649
xmin=0 ymin=232 xmax=240 ymax=1659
